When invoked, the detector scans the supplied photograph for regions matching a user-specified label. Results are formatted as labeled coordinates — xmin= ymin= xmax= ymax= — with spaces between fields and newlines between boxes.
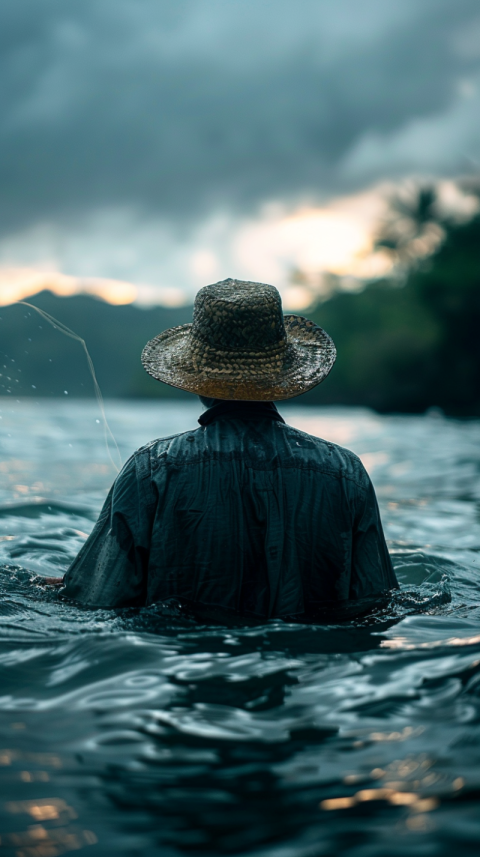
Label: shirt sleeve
xmin=62 ymin=452 xmax=153 ymax=607
xmin=349 ymin=469 xmax=398 ymax=599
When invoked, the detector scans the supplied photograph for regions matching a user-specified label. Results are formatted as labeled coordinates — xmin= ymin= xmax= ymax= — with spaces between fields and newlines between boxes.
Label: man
xmin=62 ymin=278 xmax=398 ymax=618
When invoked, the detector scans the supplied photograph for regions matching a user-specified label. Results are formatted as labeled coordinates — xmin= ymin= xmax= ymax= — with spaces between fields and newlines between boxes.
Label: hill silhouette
xmin=0 ymin=293 xmax=193 ymax=400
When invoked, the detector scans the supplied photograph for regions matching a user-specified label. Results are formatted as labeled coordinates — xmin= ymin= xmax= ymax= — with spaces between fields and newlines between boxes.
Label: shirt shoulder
xmin=130 ymin=428 xmax=202 ymax=466
xmin=279 ymin=422 xmax=369 ymax=490
xmin=127 ymin=422 xmax=370 ymax=494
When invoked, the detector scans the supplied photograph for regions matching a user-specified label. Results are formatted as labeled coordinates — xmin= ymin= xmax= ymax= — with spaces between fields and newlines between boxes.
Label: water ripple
xmin=1 ymin=401 xmax=480 ymax=855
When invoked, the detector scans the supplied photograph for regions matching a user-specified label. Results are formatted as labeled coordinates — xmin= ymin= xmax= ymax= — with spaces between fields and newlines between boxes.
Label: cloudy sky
xmin=1 ymin=0 xmax=479 ymax=306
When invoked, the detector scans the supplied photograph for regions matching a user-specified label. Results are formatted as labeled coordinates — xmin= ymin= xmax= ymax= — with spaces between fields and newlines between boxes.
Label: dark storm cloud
xmin=0 ymin=0 xmax=479 ymax=234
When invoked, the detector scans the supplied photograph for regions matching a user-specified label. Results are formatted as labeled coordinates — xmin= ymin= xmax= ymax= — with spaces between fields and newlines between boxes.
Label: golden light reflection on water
xmin=358 ymin=451 xmax=390 ymax=473
xmin=0 ymin=750 xmax=62 ymax=768
xmin=0 ymin=824 xmax=98 ymax=855
xmin=6 ymin=798 xmax=77 ymax=822
xmin=19 ymin=771 xmax=50 ymax=783
xmin=344 ymin=726 xmax=424 ymax=745
xmin=287 ymin=416 xmax=357 ymax=446
xmin=3 ymin=797 xmax=98 ymax=856
xmin=0 ymin=456 xmax=113 ymax=500
xmin=368 ymin=726 xmax=424 ymax=742
xmin=320 ymin=789 xmax=440 ymax=812
xmin=0 ymin=751 xmax=98 ymax=854
xmin=382 ymin=635 xmax=480 ymax=651
xmin=323 ymin=753 xmax=467 ymax=823
xmin=320 ymin=788 xmax=440 ymax=812
xmin=405 ymin=814 xmax=435 ymax=832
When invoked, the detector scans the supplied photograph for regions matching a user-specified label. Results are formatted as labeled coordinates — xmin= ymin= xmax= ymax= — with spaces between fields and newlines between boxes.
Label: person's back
xmin=62 ymin=278 xmax=398 ymax=617
xmin=63 ymin=398 xmax=397 ymax=617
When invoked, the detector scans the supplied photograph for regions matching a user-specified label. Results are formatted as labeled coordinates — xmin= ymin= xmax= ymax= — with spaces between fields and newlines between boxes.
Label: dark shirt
xmin=63 ymin=401 xmax=398 ymax=617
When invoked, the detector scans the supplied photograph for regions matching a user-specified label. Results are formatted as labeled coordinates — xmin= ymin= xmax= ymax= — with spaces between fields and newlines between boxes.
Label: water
xmin=0 ymin=399 xmax=479 ymax=857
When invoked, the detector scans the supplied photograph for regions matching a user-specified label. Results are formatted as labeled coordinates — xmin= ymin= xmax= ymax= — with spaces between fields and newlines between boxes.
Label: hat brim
xmin=141 ymin=314 xmax=336 ymax=401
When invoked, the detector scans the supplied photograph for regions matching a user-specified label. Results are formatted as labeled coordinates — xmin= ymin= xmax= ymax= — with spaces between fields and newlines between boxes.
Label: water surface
xmin=1 ymin=399 xmax=479 ymax=856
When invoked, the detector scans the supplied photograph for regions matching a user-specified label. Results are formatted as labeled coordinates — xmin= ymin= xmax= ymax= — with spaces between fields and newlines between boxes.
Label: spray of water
xmin=15 ymin=301 xmax=122 ymax=473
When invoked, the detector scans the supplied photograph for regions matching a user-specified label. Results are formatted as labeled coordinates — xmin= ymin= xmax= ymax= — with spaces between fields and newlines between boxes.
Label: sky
xmin=1 ymin=0 xmax=479 ymax=307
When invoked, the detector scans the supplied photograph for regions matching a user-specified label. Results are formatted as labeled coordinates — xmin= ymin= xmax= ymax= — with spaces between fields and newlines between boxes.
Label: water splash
xmin=15 ymin=301 xmax=121 ymax=472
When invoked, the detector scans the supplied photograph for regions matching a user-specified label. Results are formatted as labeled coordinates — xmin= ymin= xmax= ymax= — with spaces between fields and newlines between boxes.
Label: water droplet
xmin=31 ymin=385 xmax=36 ymax=389
xmin=96 ymin=419 xmax=100 ymax=423
xmin=64 ymin=390 xmax=68 ymax=395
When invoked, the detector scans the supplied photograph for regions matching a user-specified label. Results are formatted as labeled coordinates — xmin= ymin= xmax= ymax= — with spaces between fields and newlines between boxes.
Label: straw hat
xmin=141 ymin=278 xmax=336 ymax=401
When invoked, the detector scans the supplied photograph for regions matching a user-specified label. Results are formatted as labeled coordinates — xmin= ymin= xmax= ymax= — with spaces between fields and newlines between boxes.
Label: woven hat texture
xmin=141 ymin=278 xmax=336 ymax=400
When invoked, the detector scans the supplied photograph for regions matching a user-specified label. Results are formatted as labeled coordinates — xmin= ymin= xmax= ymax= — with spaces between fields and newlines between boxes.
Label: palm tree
xmin=375 ymin=183 xmax=444 ymax=272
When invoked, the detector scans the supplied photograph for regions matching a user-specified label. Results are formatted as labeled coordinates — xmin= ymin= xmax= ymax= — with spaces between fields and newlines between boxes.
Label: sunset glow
xmin=0 ymin=268 xmax=137 ymax=307
xmin=227 ymin=188 xmax=394 ymax=306
xmin=0 ymin=188 xmax=395 ymax=309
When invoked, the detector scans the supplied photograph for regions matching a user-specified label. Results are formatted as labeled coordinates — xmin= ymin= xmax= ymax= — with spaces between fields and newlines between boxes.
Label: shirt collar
xmin=198 ymin=400 xmax=285 ymax=426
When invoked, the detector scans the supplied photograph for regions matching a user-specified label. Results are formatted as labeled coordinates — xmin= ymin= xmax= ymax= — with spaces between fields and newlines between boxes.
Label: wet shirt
xmin=63 ymin=401 xmax=398 ymax=617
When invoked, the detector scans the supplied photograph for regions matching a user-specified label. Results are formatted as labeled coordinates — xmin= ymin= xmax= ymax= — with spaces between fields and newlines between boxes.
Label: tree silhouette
xmin=375 ymin=182 xmax=444 ymax=270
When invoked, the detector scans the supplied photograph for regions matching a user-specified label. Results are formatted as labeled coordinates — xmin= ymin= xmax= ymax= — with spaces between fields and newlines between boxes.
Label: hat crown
xmin=192 ymin=278 xmax=287 ymax=351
